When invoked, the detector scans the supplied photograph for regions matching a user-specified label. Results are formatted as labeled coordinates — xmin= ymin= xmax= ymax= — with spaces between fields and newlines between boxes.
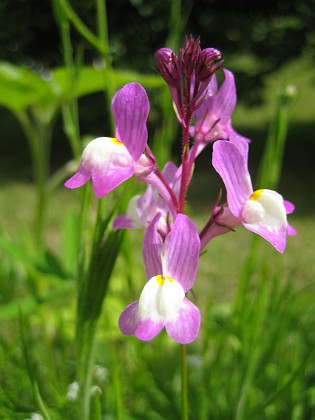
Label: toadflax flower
xmin=212 ymin=140 xmax=296 ymax=253
xmin=113 ymin=161 xmax=180 ymax=237
xmin=119 ymin=213 xmax=201 ymax=344
xmin=65 ymin=82 xmax=150 ymax=197
xmin=191 ymin=69 xmax=250 ymax=158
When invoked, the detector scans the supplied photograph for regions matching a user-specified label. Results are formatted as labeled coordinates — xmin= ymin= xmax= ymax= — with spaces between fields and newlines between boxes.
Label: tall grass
xmin=0 ymin=1 xmax=314 ymax=419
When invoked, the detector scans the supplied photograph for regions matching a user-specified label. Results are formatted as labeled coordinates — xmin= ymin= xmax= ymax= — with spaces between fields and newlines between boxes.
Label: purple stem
xmin=178 ymin=111 xmax=193 ymax=213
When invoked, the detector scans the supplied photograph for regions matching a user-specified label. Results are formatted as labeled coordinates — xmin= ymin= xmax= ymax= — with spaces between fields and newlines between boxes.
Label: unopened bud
xmin=180 ymin=35 xmax=201 ymax=78
xmin=154 ymin=48 xmax=180 ymax=85
xmin=196 ymin=48 xmax=223 ymax=82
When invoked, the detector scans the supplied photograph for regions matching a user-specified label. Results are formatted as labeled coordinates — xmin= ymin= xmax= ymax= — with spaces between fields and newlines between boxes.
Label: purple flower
xmin=113 ymin=161 xmax=180 ymax=236
xmin=118 ymin=213 xmax=201 ymax=344
xmin=212 ymin=140 xmax=296 ymax=253
xmin=65 ymin=83 xmax=150 ymax=198
xmin=191 ymin=69 xmax=250 ymax=157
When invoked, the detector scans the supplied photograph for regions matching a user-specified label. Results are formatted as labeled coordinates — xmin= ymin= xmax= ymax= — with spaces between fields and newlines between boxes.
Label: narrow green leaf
xmin=78 ymin=228 xmax=125 ymax=323
xmin=55 ymin=0 xmax=105 ymax=54
xmin=256 ymin=84 xmax=296 ymax=189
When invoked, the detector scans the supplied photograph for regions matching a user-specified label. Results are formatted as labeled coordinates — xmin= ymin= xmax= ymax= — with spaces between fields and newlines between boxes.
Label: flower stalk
xmin=180 ymin=344 xmax=189 ymax=420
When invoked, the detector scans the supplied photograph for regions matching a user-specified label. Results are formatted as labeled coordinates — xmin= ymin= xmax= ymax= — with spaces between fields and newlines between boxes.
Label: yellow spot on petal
xmin=155 ymin=275 xmax=174 ymax=286
xmin=156 ymin=275 xmax=164 ymax=286
xmin=250 ymin=189 xmax=264 ymax=201
xmin=111 ymin=137 xmax=123 ymax=146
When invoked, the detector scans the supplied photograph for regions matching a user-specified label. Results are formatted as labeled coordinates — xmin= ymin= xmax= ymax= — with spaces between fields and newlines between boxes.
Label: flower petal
xmin=212 ymin=69 xmax=236 ymax=125
xmin=139 ymin=276 xmax=184 ymax=321
xmin=284 ymin=200 xmax=295 ymax=214
xmin=142 ymin=213 xmax=163 ymax=279
xmin=65 ymin=171 xmax=90 ymax=190
xmin=162 ymin=161 xmax=179 ymax=184
xmin=135 ymin=276 xmax=166 ymax=341
xmin=165 ymin=297 xmax=201 ymax=344
xmin=113 ymin=195 xmax=143 ymax=230
xmin=287 ymin=223 xmax=297 ymax=236
xmin=212 ymin=140 xmax=253 ymax=218
xmin=193 ymin=75 xmax=218 ymax=127
xmin=242 ymin=189 xmax=288 ymax=253
xmin=137 ymin=186 xmax=155 ymax=223
xmin=92 ymin=166 xmax=134 ymax=197
xmin=65 ymin=137 xmax=134 ymax=197
xmin=118 ymin=300 xmax=139 ymax=335
xmin=225 ymin=125 xmax=251 ymax=156
xmin=163 ymin=214 xmax=200 ymax=292
xmin=113 ymin=214 xmax=139 ymax=230
xmin=141 ymin=170 xmax=177 ymax=218
xmin=135 ymin=319 xmax=164 ymax=341
xmin=112 ymin=82 xmax=149 ymax=161
xmin=136 ymin=275 xmax=186 ymax=341
xmin=207 ymin=73 xmax=218 ymax=96
xmin=284 ymin=200 xmax=297 ymax=236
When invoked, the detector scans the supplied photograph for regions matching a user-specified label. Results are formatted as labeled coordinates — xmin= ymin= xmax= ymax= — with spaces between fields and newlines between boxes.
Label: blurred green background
xmin=1 ymin=0 xmax=314 ymax=212
xmin=0 ymin=1 xmax=315 ymax=418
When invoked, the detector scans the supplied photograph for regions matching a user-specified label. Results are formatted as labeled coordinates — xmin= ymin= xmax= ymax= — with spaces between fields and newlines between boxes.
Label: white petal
xmin=242 ymin=189 xmax=286 ymax=232
xmin=138 ymin=276 xmax=161 ymax=322
xmin=82 ymin=137 xmax=133 ymax=170
xmin=158 ymin=277 xmax=185 ymax=321
xmin=138 ymin=275 xmax=185 ymax=323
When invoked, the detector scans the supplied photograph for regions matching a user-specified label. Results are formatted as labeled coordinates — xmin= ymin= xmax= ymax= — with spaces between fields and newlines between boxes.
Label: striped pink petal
xmin=163 ymin=214 xmax=200 ymax=292
xmin=112 ymin=82 xmax=149 ymax=161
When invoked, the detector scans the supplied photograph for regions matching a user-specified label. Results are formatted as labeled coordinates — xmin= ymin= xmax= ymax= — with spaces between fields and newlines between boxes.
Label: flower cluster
xmin=65 ymin=36 xmax=296 ymax=344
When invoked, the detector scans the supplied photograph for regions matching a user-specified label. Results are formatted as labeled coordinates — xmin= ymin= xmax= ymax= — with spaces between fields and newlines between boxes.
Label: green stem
xmin=96 ymin=0 xmax=115 ymax=133
xmin=112 ymin=347 xmax=124 ymax=420
xmin=59 ymin=8 xmax=81 ymax=159
xmin=96 ymin=0 xmax=108 ymax=54
xmin=180 ymin=344 xmax=189 ymax=420
xmin=167 ymin=0 xmax=194 ymax=50
xmin=76 ymin=319 xmax=98 ymax=420
xmin=56 ymin=0 xmax=105 ymax=55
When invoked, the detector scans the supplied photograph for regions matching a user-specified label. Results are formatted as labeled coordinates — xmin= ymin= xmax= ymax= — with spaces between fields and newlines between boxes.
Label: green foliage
xmin=0 ymin=1 xmax=314 ymax=419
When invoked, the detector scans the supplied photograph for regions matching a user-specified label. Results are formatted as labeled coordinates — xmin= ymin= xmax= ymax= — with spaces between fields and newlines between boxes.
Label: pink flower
xmin=212 ymin=140 xmax=296 ymax=253
xmin=113 ymin=161 xmax=180 ymax=236
xmin=65 ymin=82 xmax=150 ymax=197
xmin=119 ymin=213 xmax=201 ymax=344
xmin=191 ymin=69 xmax=250 ymax=157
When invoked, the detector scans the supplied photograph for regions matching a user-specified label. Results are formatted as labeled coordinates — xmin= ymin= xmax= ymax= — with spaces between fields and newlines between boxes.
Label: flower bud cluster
xmin=155 ymin=35 xmax=223 ymax=126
